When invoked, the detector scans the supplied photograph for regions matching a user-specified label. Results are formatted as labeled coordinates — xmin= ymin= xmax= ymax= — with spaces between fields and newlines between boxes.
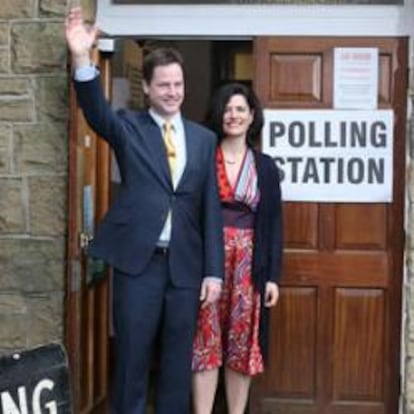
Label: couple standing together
xmin=65 ymin=7 xmax=283 ymax=414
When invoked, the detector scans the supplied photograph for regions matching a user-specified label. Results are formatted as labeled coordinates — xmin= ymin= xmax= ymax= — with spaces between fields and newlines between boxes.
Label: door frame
xmin=65 ymin=49 xmax=113 ymax=413
xmin=96 ymin=0 xmax=414 ymax=40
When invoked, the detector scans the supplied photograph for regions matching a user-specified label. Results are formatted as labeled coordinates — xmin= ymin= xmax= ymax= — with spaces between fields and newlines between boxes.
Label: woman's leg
xmin=192 ymin=369 xmax=219 ymax=414
xmin=224 ymin=367 xmax=251 ymax=414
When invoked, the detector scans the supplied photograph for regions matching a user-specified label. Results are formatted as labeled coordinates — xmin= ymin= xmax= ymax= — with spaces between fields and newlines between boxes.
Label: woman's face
xmin=222 ymin=94 xmax=254 ymax=140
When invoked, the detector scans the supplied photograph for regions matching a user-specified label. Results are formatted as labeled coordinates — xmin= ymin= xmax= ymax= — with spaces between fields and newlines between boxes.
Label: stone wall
xmin=403 ymin=63 xmax=414 ymax=412
xmin=0 ymin=0 xmax=69 ymax=354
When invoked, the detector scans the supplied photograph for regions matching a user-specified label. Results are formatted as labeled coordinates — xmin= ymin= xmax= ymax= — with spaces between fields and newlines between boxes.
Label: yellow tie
xmin=163 ymin=122 xmax=176 ymax=178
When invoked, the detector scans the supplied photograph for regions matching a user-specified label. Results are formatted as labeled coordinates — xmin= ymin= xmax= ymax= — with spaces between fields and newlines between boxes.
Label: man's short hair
xmin=143 ymin=48 xmax=185 ymax=84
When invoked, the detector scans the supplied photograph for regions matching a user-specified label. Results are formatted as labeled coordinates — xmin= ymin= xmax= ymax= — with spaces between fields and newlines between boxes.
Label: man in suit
xmin=65 ymin=7 xmax=224 ymax=414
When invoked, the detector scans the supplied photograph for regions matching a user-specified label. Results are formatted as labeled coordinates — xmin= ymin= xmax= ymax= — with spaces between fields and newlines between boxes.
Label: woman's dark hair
xmin=206 ymin=82 xmax=264 ymax=147
xmin=142 ymin=48 xmax=185 ymax=84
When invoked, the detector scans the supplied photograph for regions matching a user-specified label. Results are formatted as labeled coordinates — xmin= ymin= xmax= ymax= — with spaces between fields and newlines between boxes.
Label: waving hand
xmin=65 ymin=7 xmax=99 ymax=68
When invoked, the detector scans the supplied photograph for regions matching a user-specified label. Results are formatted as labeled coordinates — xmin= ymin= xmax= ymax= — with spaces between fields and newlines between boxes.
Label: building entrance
xmin=66 ymin=36 xmax=407 ymax=414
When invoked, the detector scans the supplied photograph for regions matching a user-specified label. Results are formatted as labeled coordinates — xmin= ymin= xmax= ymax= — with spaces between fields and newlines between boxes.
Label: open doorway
xmin=109 ymin=37 xmax=253 ymax=195
xmin=66 ymin=35 xmax=407 ymax=414
xmin=111 ymin=39 xmax=253 ymax=122
xmin=109 ymin=38 xmax=254 ymax=414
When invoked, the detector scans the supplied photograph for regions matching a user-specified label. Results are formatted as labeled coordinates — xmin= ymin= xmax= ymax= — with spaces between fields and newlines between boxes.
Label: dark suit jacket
xmin=74 ymin=76 xmax=224 ymax=288
xmin=251 ymin=150 xmax=283 ymax=361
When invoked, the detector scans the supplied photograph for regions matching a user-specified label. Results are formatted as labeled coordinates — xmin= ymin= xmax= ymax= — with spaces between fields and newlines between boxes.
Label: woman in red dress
xmin=192 ymin=83 xmax=283 ymax=414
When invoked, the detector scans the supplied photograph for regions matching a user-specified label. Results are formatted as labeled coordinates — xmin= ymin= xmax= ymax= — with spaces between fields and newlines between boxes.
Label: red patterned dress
xmin=192 ymin=147 xmax=264 ymax=376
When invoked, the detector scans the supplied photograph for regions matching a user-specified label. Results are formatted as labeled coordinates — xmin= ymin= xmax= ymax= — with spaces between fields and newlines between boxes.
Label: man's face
xmin=143 ymin=63 xmax=184 ymax=119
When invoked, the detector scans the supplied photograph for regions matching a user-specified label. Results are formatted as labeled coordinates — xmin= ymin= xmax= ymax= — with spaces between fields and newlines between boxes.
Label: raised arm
xmin=65 ymin=7 xmax=127 ymax=147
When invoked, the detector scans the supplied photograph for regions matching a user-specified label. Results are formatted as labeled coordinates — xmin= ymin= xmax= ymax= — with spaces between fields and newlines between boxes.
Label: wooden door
xmin=65 ymin=50 xmax=113 ymax=414
xmin=250 ymin=37 xmax=407 ymax=414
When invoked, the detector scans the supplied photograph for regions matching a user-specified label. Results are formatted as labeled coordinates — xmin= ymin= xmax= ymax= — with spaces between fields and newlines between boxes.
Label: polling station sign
xmin=0 ymin=344 xmax=72 ymax=414
xmin=262 ymin=109 xmax=394 ymax=202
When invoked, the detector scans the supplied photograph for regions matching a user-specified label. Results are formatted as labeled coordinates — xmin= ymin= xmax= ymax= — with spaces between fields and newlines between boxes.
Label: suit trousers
xmin=111 ymin=253 xmax=200 ymax=414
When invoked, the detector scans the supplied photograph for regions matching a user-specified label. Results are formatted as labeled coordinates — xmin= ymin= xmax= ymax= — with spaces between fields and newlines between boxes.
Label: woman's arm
xmin=264 ymin=158 xmax=283 ymax=307
xmin=268 ymin=159 xmax=283 ymax=283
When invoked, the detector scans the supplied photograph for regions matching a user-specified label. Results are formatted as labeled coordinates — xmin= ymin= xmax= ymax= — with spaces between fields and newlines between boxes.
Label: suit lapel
xmin=178 ymin=120 xmax=198 ymax=188
xmin=139 ymin=113 xmax=172 ymax=188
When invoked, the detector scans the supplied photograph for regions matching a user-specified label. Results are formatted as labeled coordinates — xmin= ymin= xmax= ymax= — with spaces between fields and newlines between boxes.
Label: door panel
xmin=332 ymin=289 xmax=384 ymax=401
xmin=267 ymin=287 xmax=318 ymax=396
xmin=257 ymin=39 xmax=333 ymax=108
xmin=269 ymin=54 xmax=324 ymax=103
xmin=283 ymin=202 xmax=318 ymax=248
xmin=66 ymin=51 xmax=112 ymax=414
xmin=251 ymin=37 xmax=407 ymax=414
xmin=335 ymin=204 xmax=387 ymax=249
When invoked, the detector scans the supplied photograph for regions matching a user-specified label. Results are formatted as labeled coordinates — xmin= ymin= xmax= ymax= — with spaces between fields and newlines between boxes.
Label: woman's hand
xmin=264 ymin=282 xmax=279 ymax=307
xmin=200 ymin=278 xmax=222 ymax=306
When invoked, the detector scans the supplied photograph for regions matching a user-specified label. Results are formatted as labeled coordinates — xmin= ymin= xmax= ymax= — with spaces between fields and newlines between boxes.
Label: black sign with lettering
xmin=0 ymin=344 xmax=72 ymax=414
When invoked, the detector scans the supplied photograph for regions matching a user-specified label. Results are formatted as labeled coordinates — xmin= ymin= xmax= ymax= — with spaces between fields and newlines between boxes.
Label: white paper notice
xmin=334 ymin=48 xmax=378 ymax=110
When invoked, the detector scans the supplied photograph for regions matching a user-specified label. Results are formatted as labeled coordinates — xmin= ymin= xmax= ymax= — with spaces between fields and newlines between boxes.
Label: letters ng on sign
xmin=0 ymin=344 xmax=72 ymax=414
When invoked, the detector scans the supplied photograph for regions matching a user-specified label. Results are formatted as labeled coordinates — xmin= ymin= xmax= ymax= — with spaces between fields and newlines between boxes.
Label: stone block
xmin=11 ymin=22 xmax=66 ymax=74
xmin=28 ymin=176 xmax=66 ymax=236
xmin=80 ymin=0 xmax=96 ymax=21
xmin=0 ymin=314 xmax=27 ymax=348
xmin=0 ymin=238 xmax=65 ymax=292
xmin=407 ymin=162 xmax=414 ymax=203
xmin=0 ymin=294 xmax=26 ymax=314
xmin=0 ymin=0 xmax=33 ymax=19
xmin=0 ymin=294 xmax=27 ymax=348
xmin=408 ymin=239 xmax=414 ymax=262
xmin=14 ymin=122 xmax=68 ymax=174
xmin=0 ymin=125 xmax=11 ymax=174
xmin=35 ymin=76 xmax=68 ymax=122
xmin=410 ymin=117 xmax=414 ymax=159
xmin=0 ymin=48 xmax=10 ymax=73
xmin=26 ymin=293 xmax=64 ymax=345
xmin=0 ymin=23 xmax=9 ymax=45
xmin=410 ymin=210 xmax=414 ymax=242
xmin=406 ymin=358 xmax=414 ymax=401
xmin=0 ymin=98 xmax=34 ymax=122
xmin=0 ymin=77 xmax=30 ymax=95
xmin=0 ymin=178 xmax=25 ymax=233
xmin=40 ymin=0 xmax=67 ymax=17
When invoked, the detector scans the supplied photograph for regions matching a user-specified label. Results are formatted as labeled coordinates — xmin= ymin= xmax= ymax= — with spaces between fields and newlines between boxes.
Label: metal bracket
xmin=79 ymin=232 xmax=93 ymax=249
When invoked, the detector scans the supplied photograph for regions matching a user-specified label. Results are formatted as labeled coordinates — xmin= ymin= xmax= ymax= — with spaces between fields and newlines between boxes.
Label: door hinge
xmin=79 ymin=232 xmax=93 ymax=249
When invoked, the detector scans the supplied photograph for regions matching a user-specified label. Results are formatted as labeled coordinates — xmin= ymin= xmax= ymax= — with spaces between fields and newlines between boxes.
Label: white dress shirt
xmin=149 ymin=109 xmax=186 ymax=245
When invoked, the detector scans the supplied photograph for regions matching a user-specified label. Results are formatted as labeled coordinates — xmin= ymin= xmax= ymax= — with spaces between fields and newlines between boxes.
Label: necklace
xmin=224 ymin=159 xmax=237 ymax=164
xmin=221 ymin=145 xmax=246 ymax=165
